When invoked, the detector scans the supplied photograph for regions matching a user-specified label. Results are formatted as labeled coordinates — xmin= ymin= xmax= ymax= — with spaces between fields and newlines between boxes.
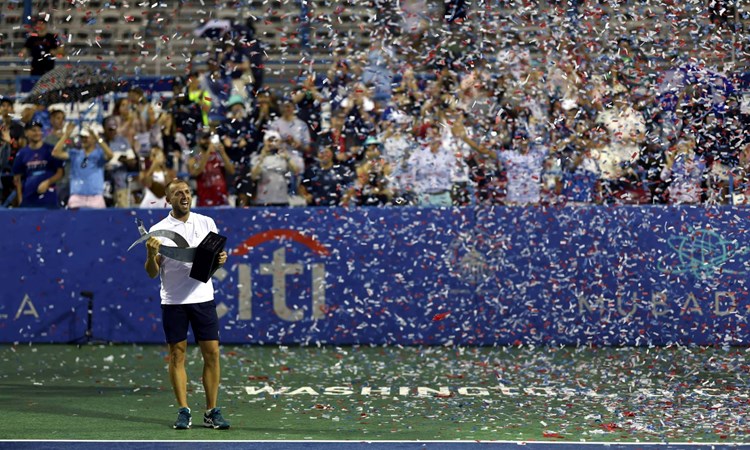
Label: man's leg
xmin=168 ymin=340 xmax=189 ymax=408
xmin=198 ymin=339 xmax=221 ymax=410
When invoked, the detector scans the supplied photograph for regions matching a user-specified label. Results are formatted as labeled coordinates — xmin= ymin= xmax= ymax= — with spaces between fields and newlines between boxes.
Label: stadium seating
xmin=0 ymin=0 xmax=747 ymax=99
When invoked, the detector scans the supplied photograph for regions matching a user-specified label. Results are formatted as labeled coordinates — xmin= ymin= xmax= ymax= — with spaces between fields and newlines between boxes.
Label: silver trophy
xmin=128 ymin=218 xmax=226 ymax=282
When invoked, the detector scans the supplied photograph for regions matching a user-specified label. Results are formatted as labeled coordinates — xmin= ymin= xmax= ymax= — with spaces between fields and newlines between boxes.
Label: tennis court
xmin=2 ymin=343 xmax=749 ymax=447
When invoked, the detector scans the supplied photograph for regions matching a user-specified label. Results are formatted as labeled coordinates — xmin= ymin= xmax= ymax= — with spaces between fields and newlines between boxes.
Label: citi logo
xmin=216 ymin=229 xmax=329 ymax=322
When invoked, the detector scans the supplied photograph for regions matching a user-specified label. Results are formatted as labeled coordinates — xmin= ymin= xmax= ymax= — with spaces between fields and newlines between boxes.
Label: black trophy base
xmin=190 ymin=232 xmax=227 ymax=283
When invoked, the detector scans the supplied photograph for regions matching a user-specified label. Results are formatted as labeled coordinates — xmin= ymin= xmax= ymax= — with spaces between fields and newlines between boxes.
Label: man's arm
xmin=144 ymin=237 xmax=161 ymax=279
xmin=13 ymin=174 xmax=22 ymax=206
xmin=37 ymin=167 xmax=63 ymax=195
xmin=216 ymin=144 xmax=235 ymax=175
xmin=94 ymin=131 xmax=114 ymax=161
xmin=51 ymin=122 xmax=75 ymax=160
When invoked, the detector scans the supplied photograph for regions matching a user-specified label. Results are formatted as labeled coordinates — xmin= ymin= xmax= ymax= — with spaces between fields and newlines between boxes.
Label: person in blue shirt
xmin=51 ymin=122 xmax=114 ymax=209
xmin=299 ymin=143 xmax=351 ymax=206
xmin=12 ymin=121 xmax=63 ymax=208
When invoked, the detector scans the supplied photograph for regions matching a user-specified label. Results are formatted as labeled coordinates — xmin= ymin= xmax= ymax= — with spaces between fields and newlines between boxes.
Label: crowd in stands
xmin=1 ymin=1 xmax=749 ymax=209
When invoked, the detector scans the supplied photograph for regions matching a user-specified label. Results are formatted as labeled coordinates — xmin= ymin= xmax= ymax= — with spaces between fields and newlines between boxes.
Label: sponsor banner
xmin=0 ymin=206 xmax=747 ymax=345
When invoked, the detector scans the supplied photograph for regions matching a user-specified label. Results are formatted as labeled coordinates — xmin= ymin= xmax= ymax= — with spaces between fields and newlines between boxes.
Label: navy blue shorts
xmin=161 ymin=301 xmax=220 ymax=344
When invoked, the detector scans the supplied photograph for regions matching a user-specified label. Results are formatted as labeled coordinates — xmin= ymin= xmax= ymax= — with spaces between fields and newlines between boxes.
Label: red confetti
xmin=432 ymin=312 xmax=450 ymax=322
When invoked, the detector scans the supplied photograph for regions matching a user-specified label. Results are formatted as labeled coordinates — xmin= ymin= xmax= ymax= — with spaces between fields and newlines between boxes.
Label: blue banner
xmin=0 ymin=206 xmax=747 ymax=345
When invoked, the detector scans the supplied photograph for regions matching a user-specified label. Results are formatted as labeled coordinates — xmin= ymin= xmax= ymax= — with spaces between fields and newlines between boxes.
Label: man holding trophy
xmin=143 ymin=178 xmax=230 ymax=430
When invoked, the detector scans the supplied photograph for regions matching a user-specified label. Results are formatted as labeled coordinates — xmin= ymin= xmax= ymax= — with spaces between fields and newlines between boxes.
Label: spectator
xmin=21 ymin=17 xmax=63 ymax=77
xmin=698 ymin=112 xmax=735 ymax=204
xmin=595 ymin=90 xmax=647 ymax=203
xmin=380 ymin=116 xmax=418 ymax=205
xmin=153 ymin=110 xmax=185 ymax=172
xmin=380 ymin=87 xmax=416 ymax=125
xmin=407 ymin=124 xmax=459 ymax=207
xmin=129 ymin=87 xmax=158 ymax=129
xmin=559 ymin=124 xmax=602 ymax=204
xmin=340 ymin=82 xmax=376 ymax=150
xmin=170 ymin=75 xmax=206 ymax=147
xmin=299 ymin=143 xmax=351 ymax=206
xmin=327 ymin=50 xmax=358 ymax=111
xmin=292 ymin=74 xmax=326 ymax=138
xmin=199 ymin=58 xmax=232 ymax=121
xmin=186 ymin=71 xmax=212 ymax=128
xmin=111 ymin=97 xmax=146 ymax=157
xmin=102 ymin=116 xmax=139 ymax=207
xmin=453 ymin=119 xmax=506 ymax=205
xmin=328 ymin=110 xmax=355 ymax=172
xmin=497 ymin=131 xmax=547 ymax=206
xmin=0 ymin=98 xmax=26 ymax=206
xmin=251 ymin=87 xmax=279 ymax=138
xmin=45 ymin=108 xmax=68 ymax=206
xmin=138 ymin=146 xmax=175 ymax=209
xmin=188 ymin=129 xmax=235 ymax=207
xmin=361 ymin=46 xmax=394 ymax=103
xmin=218 ymin=95 xmax=256 ymax=206
xmin=342 ymin=136 xmax=393 ymax=207
xmin=128 ymin=87 xmax=161 ymax=155
xmin=28 ymin=103 xmax=52 ymax=137
xmin=235 ymin=18 xmax=265 ymax=94
xmin=249 ymin=130 xmax=303 ymax=206
xmin=43 ymin=108 xmax=65 ymax=146
xmin=218 ymin=34 xmax=252 ymax=101
xmin=51 ymin=122 xmax=114 ymax=209
xmin=661 ymin=135 xmax=705 ymax=205
xmin=12 ymin=121 xmax=63 ymax=208
xmin=268 ymin=96 xmax=313 ymax=166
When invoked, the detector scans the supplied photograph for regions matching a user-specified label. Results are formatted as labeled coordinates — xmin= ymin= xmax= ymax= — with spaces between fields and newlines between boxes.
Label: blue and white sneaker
xmin=203 ymin=407 xmax=230 ymax=429
xmin=173 ymin=407 xmax=191 ymax=430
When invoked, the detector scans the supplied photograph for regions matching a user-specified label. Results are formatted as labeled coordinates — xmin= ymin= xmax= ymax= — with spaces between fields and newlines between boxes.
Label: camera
xmin=210 ymin=134 xmax=220 ymax=145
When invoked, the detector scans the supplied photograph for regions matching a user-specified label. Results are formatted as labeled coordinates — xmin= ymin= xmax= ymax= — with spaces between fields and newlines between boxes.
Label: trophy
xmin=128 ymin=219 xmax=226 ymax=283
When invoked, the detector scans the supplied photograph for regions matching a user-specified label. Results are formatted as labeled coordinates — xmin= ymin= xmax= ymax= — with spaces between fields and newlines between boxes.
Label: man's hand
xmin=217 ymin=251 xmax=227 ymax=266
xmin=0 ymin=127 xmax=10 ymax=144
xmin=144 ymin=236 xmax=161 ymax=278
xmin=37 ymin=179 xmax=50 ymax=194
xmin=146 ymin=237 xmax=160 ymax=258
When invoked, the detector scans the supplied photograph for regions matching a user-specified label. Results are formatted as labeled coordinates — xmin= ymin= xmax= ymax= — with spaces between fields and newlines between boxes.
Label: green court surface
xmin=1 ymin=344 xmax=749 ymax=443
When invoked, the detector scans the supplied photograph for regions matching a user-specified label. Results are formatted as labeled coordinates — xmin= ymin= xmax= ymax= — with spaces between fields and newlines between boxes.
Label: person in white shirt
xmin=144 ymin=179 xmax=230 ymax=430
xmin=595 ymin=90 xmax=647 ymax=202
xmin=497 ymin=132 xmax=547 ymax=205
xmin=268 ymin=97 xmax=312 ymax=163
xmin=407 ymin=123 xmax=458 ymax=207
xmin=379 ymin=117 xmax=417 ymax=204
xmin=249 ymin=130 xmax=303 ymax=206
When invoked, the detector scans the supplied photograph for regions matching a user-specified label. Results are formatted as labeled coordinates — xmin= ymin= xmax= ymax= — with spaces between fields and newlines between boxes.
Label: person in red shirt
xmin=188 ymin=129 xmax=235 ymax=207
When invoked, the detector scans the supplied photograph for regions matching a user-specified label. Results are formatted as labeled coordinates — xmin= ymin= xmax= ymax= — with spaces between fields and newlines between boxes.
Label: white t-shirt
xmin=407 ymin=144 xmax=458 ymax=194
xmin=149 ymin=211 xmax=218 ymax=305
xmin=498 ymin=147 xmax=546 ymax=204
